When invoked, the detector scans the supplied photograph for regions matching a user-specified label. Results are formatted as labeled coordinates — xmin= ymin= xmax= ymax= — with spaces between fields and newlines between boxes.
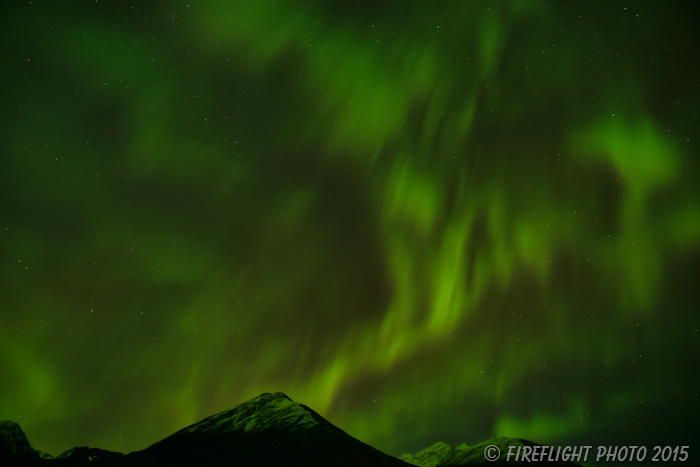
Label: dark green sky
xmin=1 ymin=0 xmax=699 ymax=459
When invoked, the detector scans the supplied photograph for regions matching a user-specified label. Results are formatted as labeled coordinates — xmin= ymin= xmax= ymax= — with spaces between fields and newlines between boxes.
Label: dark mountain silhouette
xmin=401 ymin=438 xmax=597 ymax=466
xmin=126 ymin=391 xmax=411 ymax=467
xmin=54 ymin=447 xmax=124 ymax=465
xmin=0 ymin=393 xmax=597 ymax=466
xmin=0 ymin=420 xmax=41 ymax=463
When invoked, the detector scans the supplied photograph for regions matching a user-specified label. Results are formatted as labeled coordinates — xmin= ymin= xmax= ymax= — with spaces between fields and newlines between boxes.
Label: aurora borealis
xmin=1 ymin=0 xmax=699 ymax=459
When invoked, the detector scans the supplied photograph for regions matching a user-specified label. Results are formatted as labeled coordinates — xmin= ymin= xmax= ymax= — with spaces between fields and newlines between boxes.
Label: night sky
xmin=2 ymin=0 xmax=699 ymax=459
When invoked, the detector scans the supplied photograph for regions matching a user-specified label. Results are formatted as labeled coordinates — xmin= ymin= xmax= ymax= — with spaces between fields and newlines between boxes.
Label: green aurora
xmin=1 ymin=0 xmax=699 ymax=458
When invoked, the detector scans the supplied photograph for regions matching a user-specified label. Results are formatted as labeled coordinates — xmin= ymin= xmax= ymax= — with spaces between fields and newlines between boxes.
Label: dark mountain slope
xmin=0 ymin=420 xmax=41 ymax=463
xmin=2 ymin=395 xmax=597 ymax=466
xmin=125 ymin=391 xmax=412 ymax=467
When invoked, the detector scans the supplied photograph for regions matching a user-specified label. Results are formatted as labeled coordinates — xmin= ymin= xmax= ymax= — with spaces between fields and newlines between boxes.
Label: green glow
xmin=1 ymin=0 xmax=698 ymax=458
xmin=495 ymin=397 xmax=587 ymax=441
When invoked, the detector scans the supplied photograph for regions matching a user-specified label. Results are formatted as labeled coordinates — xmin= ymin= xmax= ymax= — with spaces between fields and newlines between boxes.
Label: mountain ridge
xmin=124 ymin=391 xmax=411 ymax=466
xmin=1 ymin=393 xmax=596 ymax=466
xmin=0 ymin=420 xmax=41 ymax=462
xmin=401 ymin=438 xmax=598 ymax=467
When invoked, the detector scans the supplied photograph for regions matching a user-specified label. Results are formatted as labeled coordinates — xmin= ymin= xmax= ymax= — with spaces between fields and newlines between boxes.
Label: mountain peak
xmin=259 ymin=391 xmax=293 ymax=401
xmin=0 ymin=420 xmax=20 ymax=429
xmin=0 ymin=419 xmax=40 ymax=462
xmin=175 ymin=391 xmax=322 ymax=437
xmin=400 ymin=441 xmax=467 ymax=466
xmin=134 ymin=392 xmax=410 ymax=467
